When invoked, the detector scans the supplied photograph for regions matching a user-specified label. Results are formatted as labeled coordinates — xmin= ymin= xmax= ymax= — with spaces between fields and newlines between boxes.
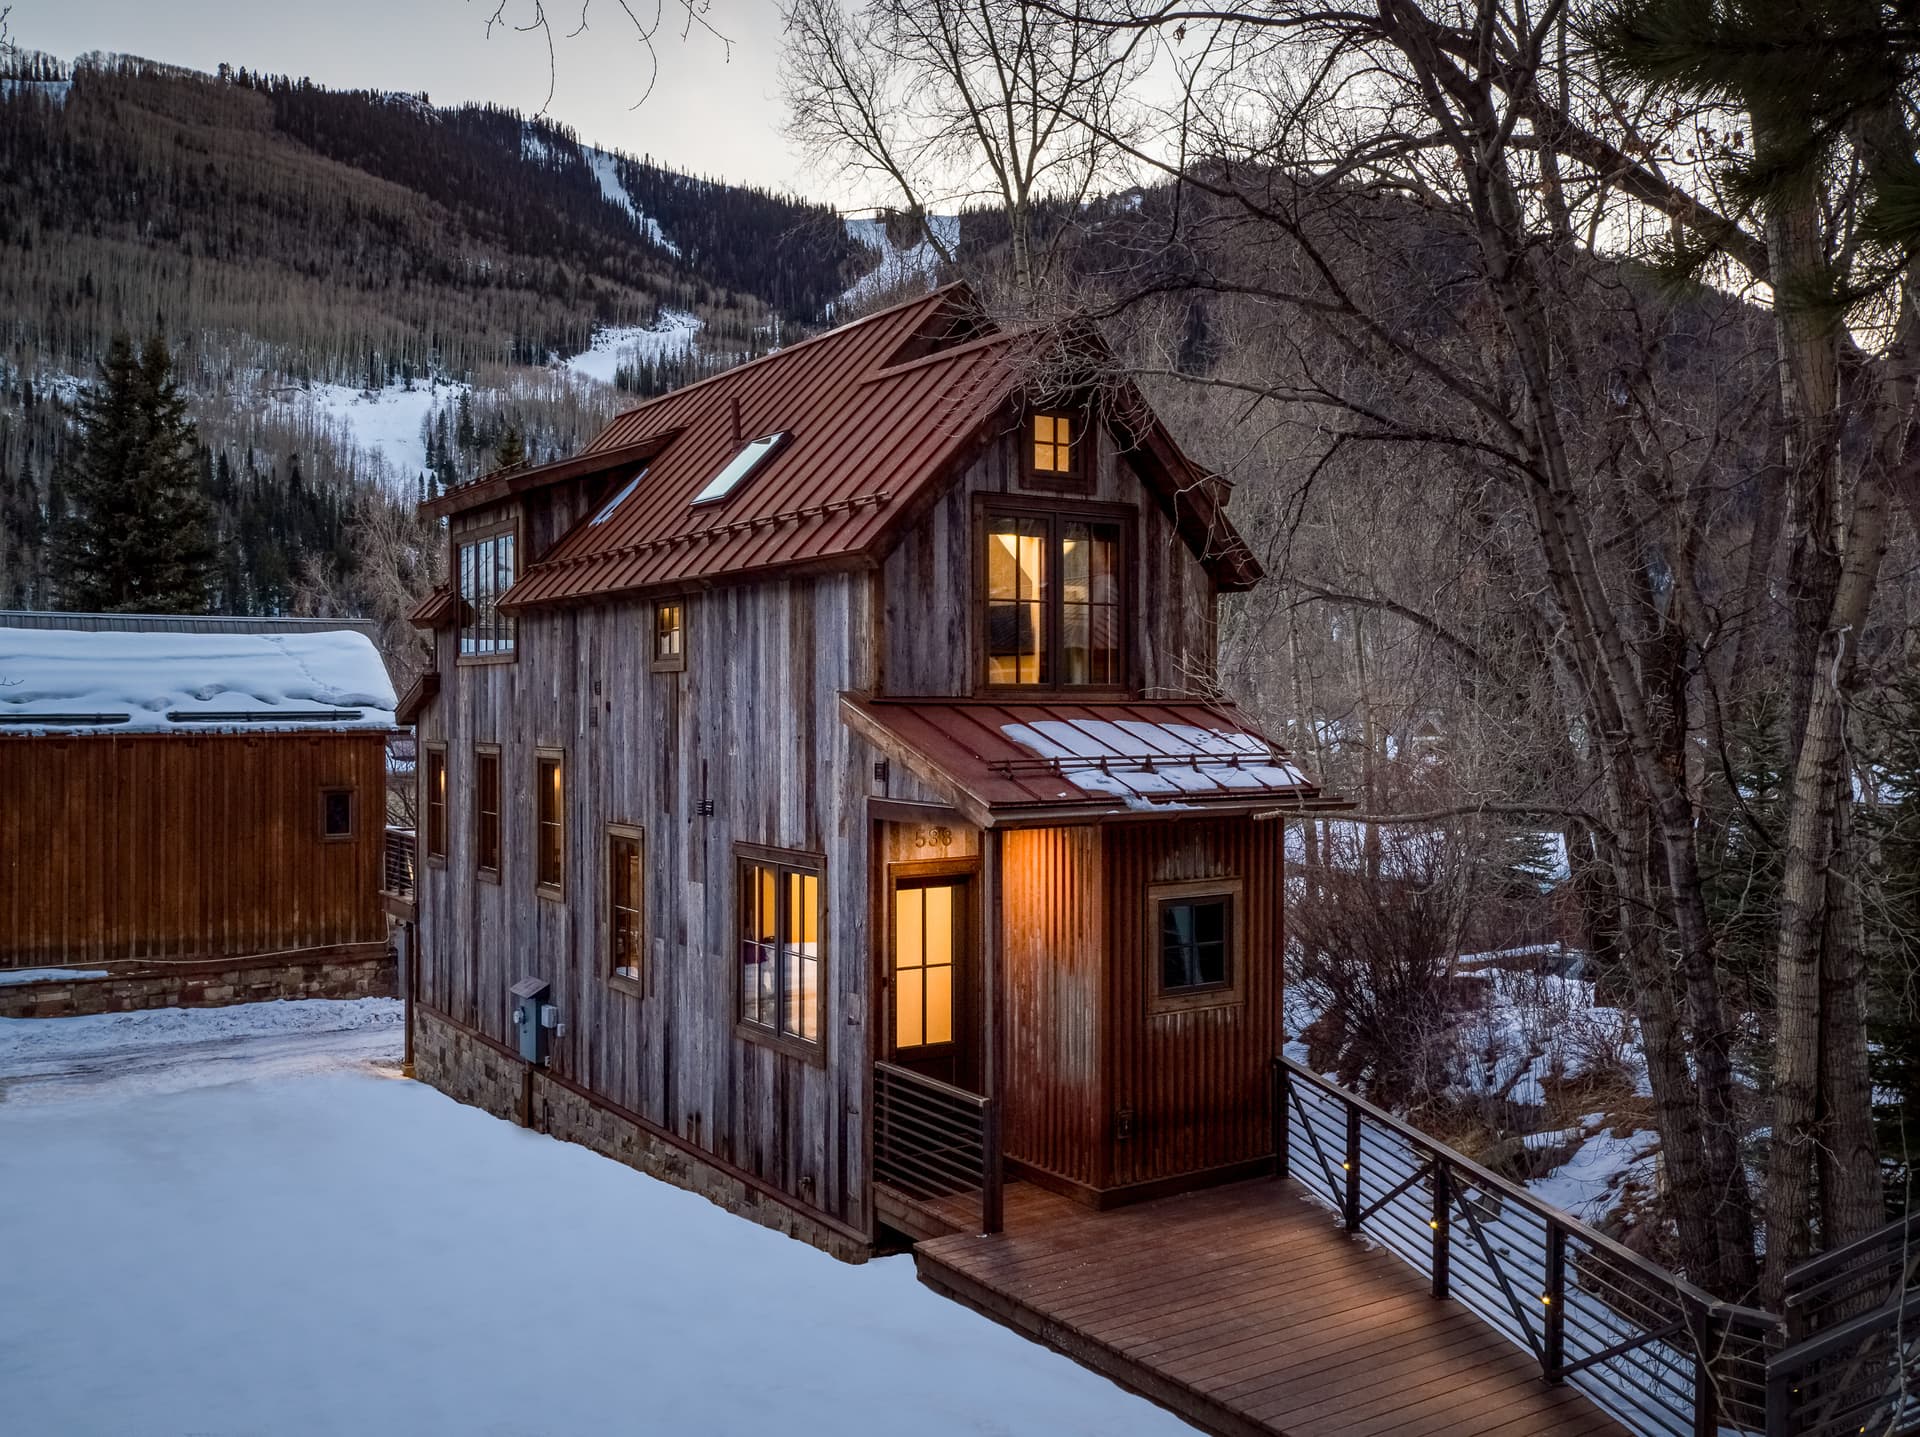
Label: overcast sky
xmin=10 ymin=0 xmax=841 ymax=200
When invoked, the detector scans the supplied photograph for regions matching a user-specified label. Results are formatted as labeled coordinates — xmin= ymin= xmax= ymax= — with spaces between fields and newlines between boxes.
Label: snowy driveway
xmin=0 ymin=1002 xmax=1190 ymax=1437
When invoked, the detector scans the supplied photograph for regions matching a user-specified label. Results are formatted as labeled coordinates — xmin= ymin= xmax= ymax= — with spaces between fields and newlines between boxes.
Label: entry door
xmin=890 ymin=877 xmax=971 ymax=1087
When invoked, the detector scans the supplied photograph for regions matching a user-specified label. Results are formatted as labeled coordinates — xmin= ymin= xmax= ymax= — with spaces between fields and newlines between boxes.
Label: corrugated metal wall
xmin=0 ymin=732 xmax=388 ymax=967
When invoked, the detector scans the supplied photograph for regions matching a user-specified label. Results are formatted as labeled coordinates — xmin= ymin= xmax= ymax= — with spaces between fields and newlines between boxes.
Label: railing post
xmin=1543 ymin=1219 xmax=1566 ymax=1382
xmin=1273 ymin=1060 xmax=1291 ymax=1180
xmin=1431 ymin=1157 xmax=1451 ymax=1300
xmin=1763 ymin=1355 xmax=1794 ymax=1437
xmin=980 ymin=1095 xmax=1004 ymax=1236
xmin=1343 ymin=1098 xmax=1362 ymax=1232
xmin=1690 ymin=1301 xmax=1720 ymax=1437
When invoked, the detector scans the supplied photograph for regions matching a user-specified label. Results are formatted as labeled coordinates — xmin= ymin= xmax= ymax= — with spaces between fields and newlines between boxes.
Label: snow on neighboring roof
xmin=0 ymin=627 xmax=398 ymax=734
xmin=1001 ymin=718 xmax=1311 ymax=803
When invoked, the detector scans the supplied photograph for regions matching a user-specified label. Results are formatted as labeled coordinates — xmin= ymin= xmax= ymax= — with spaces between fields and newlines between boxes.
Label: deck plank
xmin=913 ymin=1177 xmax=1632 ymax=1437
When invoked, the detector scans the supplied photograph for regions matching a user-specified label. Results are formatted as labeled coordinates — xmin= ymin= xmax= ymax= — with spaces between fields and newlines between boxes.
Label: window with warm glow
xmin=608 ymin=827 xmax=643 ymax=982
xmin=738 ymin=850 xmax=823 ymax=1048
xmin=1031 ymin=412 xmax=1078 ymax=477
xmin=983 ymin=508 xmax=1125 ymax=689
xmin=893 ymin=881 xmax=956 ymax=1051
xmin=424 ymin=748 xmax=447 ymax=860
xmin=474 ymin=748 xmax=501 ymax=877
xmin=536 ymin=752 xmax=564 ymax=893
xmin=458 ymin=529 xmax=516 ymax=658
xmin=652 ymin=600 xmax=685 ymax=672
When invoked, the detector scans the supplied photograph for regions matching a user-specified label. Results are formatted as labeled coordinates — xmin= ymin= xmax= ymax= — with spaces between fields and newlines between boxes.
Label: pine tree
xmin=53 ymin=332 xmax=216 ymax=613
xmin=493 ymin=425 xmax=527 ymax=472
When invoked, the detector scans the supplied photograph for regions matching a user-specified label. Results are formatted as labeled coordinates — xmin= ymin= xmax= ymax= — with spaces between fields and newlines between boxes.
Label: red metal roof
xmin=495 ymin=285 xmax=1260 ymax=609
xmin=842 ymin=694 xmax=1326 ymax=825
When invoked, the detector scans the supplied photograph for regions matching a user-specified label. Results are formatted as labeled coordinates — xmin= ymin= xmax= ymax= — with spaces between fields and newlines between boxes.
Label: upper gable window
xmin=458 ymin=527 xmax=516 ymax=659
xmin=982 ymin=505 xmax=1127 ymax=690
xmin=1027 ymin=410 xmax=1089 ymax=489
xmin=693 ymin=432 xmax=787 ymax=504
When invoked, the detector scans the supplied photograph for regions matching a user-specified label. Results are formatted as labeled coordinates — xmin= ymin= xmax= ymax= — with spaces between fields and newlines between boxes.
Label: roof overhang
xmin=842 ymin=692 xmax=1340 ymax=829
xmin=419 ymin=434 xmax=681 ymax=523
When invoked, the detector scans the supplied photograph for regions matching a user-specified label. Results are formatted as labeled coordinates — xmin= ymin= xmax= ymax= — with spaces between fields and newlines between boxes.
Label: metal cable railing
xmin=382 ymin=826 xmax=416 ymax=898
xmin=874 ymin=1061 xmax=1002 ymax=1235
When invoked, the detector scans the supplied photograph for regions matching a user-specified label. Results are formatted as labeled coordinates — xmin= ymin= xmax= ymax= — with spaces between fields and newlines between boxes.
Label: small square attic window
xmin=693 ymin=432 xmax=787 ymax=504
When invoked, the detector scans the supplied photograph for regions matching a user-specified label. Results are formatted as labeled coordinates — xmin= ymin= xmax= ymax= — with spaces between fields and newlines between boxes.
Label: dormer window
xmin=1027 ymin=410 xmax=1090 ymax=489
xmin=693 ymin=432 xmax=787 ymax=504
xmin=981 ymin=502 xmax=1127 ymax=690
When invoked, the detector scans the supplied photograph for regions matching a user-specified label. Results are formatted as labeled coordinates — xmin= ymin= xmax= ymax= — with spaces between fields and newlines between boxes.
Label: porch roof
xmin=841 ymin=693 xmax=1330 ymax=826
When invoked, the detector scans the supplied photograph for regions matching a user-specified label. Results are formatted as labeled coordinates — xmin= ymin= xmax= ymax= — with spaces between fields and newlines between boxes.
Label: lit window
xmin=536 ymin=751 xmax=564 ymax=893
xmin=652 ymin=600 xmax=685 ymax=672
xmin=1160 ymin=896 xmax=1231 ymax=994
xmin=424 ymin=748 xmax=447 ymax=860
xmin=591 ymin=468 xmax=646 ymax=524
xmin=983 ymin=509 xmax=1124 ymax=688
xmin=474 ymin=748 xmax=501 ymax=877
xmin=1032 ymin=412 xmax=1078 ymax=476
xmin=693 ymin=432 xmax=786 ymax=504
xmin=738 ymin=850 xmax=822 ymax=1047
xmin=458 ymin=529 xmax=516 ymax=657
xmin=893 ymin=880 xmax=957 ymax=1051
xmin=320 ymin=787 xmax=354 ymax=840
xmin=608 ymin=827 xmax=643 ymax=982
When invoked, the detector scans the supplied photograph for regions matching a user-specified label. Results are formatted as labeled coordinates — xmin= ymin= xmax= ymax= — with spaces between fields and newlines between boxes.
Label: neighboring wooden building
xmin=406 ymin=285 xmax=1333 ymax=1256
xmin=0 ymin=614 xmax=400 ymax=1016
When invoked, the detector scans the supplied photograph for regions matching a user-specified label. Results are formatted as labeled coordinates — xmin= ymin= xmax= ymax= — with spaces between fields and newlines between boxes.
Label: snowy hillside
xmin=839 ymin=214 xmax=960 ymax=310
xmin=563 ymin=310 xmax=704 ymax=387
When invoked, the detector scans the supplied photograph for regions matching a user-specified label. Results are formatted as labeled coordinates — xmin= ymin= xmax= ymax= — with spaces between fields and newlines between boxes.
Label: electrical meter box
xmin=509 ymin=976 xmax=552 ymax=1065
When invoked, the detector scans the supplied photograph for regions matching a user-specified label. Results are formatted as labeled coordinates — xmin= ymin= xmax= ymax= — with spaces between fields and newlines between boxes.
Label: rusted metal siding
xmin=1001 ymin=825 xmax=1108 ymax=1189
xmin=1102 ymin=818 xmax=1285 ymax=1189
xmin=0 ymin=732 xmax=389 ymax=968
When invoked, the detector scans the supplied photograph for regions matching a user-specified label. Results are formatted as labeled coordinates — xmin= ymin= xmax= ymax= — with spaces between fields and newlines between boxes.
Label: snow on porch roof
xmin=0 ymin=627 xmax=399 ymax=735
xmin=841 ymin=694 xmax=1326 ymax=824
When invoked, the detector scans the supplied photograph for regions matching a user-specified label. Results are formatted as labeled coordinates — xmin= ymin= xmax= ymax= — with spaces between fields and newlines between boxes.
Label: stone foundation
xmin=0 ymin=946 xmax=395 ymax=1020
xmin=413 ymin=1006 xmax=869 ymax=1263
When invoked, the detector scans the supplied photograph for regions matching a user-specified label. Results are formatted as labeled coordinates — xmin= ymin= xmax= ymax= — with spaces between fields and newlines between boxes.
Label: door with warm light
xmin=888 ymin=874 xmax=974 ymax=1089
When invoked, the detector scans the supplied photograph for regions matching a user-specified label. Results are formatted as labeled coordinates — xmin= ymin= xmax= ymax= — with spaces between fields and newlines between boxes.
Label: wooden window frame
xmin=605 ymin=823 xmax=645 ymax=996
xmin=534 ymin=747 xmax=566 ymax=900
xmin=1148 ymin=878 xmax=1245 ymax=1015
xmin=319 ymin=786 xmax=355 ymax=842
xmin=422 ymin=744 xmax=448 ymax=866
xmin=1022 ymin=407 xmax=1095 ymax=493
xmin=455 ymin=517 xmax=520 ymax=666
xmin=884 ymin=857 xmax=978 ymax=1061
xmin=973 ymin=493 xmax=1134 ymax=697
xmin=651 ymin=598 xmax=687 ymax=673
xmin=733 ymin=842 xmax=829 ymax=1065
xmin=473 ymin=743 xmax=502 ymax=883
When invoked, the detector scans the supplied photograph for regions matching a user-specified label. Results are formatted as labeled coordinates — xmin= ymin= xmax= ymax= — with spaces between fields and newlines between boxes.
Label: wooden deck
xmin=912 ymin=1179 xmax=1630 ymax=1437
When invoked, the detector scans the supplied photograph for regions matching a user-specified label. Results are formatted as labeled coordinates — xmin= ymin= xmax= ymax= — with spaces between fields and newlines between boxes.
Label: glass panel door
xmin=893 ymin=879 xmax=962 ymax=1055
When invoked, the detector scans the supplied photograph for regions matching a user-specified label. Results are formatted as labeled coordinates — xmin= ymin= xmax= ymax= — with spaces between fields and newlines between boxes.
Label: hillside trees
xmin=53 ymin=332 xmax=214 ymax=613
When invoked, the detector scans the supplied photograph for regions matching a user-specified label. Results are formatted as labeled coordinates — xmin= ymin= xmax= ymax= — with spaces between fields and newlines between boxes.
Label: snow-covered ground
xmin=584 ymin=145 xmax=680 ymax=255
xmin=0 ymin=1001 xmax=1189 ymax=1436
xmin=562 ymin=310 xmax=703 ymax=387
xmin=838 ymin=214 xmax=960 ymax=311
xmin=266 ymin=378 xmax=468 ymax=489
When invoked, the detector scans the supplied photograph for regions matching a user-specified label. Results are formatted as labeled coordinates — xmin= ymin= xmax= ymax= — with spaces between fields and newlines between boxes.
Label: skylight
xmin=692 ymin=432 xmax=787 ymax=504
xmin=591 ymin=468 xmax=647 ymax=524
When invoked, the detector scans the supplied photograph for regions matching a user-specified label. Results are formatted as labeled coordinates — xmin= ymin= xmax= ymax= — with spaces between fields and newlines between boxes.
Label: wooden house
xmin=0 ymin=612 xmax=400 ymax=1017
xmin=405 ymin=286 xmax=1330 ymax=1257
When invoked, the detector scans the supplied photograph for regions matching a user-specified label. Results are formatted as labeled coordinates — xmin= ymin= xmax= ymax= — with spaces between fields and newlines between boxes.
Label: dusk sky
xmin=11 ymin=0 xmax=831 ymax=199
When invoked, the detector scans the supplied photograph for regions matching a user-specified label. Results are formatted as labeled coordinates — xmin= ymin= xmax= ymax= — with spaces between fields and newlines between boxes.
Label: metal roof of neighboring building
xmin=842 ymin=694 xmax=1328 ymax=827
xmin=0 ymin=610 xmax=381 ymax=639
xmin=486 ymin=285 xmax=1260 ymax=610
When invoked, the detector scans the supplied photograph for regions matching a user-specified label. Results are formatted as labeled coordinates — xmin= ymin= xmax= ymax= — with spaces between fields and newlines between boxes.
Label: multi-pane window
xmin=893 ymin=881 xmax=956 ymax=1051
xmin=1159 ymin=895 xmax=1232 ymax=995
xmin=535 ymin=751 xmax=564 ymax=893
xmin=458 ymin=529 xmax=516 ymax=657
xmin=738 ymin=851 xmax=822 ymax=1048
xmin=652 ymin=600 xmax=685 ymax=672
xmin=474 ymin=748 xmax=501 ymax=877
xmin=1031 ymin=412 xmax=1079 ymax=478
xmin=320 ymin=787 xmax=354 ymax=840
xmin=608 ymin=828 xmax=643 ymax=982
xmin=983 ymin=508 xmax=1125 ymax=689
xmin=424 ymin=748 xmax=447 ymax=861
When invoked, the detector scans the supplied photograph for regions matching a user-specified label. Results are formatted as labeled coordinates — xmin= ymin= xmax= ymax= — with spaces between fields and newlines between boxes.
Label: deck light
xmin=1429 ymin=1219 xmax=1439 ymax=1230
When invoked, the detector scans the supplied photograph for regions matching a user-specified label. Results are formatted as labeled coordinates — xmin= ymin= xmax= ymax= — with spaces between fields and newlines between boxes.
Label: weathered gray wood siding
xmin=878 ymin=428 xmax=1220 ymax=698
xmin=415 ymin=532 xmax=878 ymax=1233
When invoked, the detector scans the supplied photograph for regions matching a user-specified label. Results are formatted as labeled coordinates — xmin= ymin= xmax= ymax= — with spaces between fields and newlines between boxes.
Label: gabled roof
xmin=842 ymin=694 xmax=1330 ymax=827
xmin=494 ymin=285 xmax=1260 ymax=610
xmin=0 ymin=626 xmax=398 ymax=735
